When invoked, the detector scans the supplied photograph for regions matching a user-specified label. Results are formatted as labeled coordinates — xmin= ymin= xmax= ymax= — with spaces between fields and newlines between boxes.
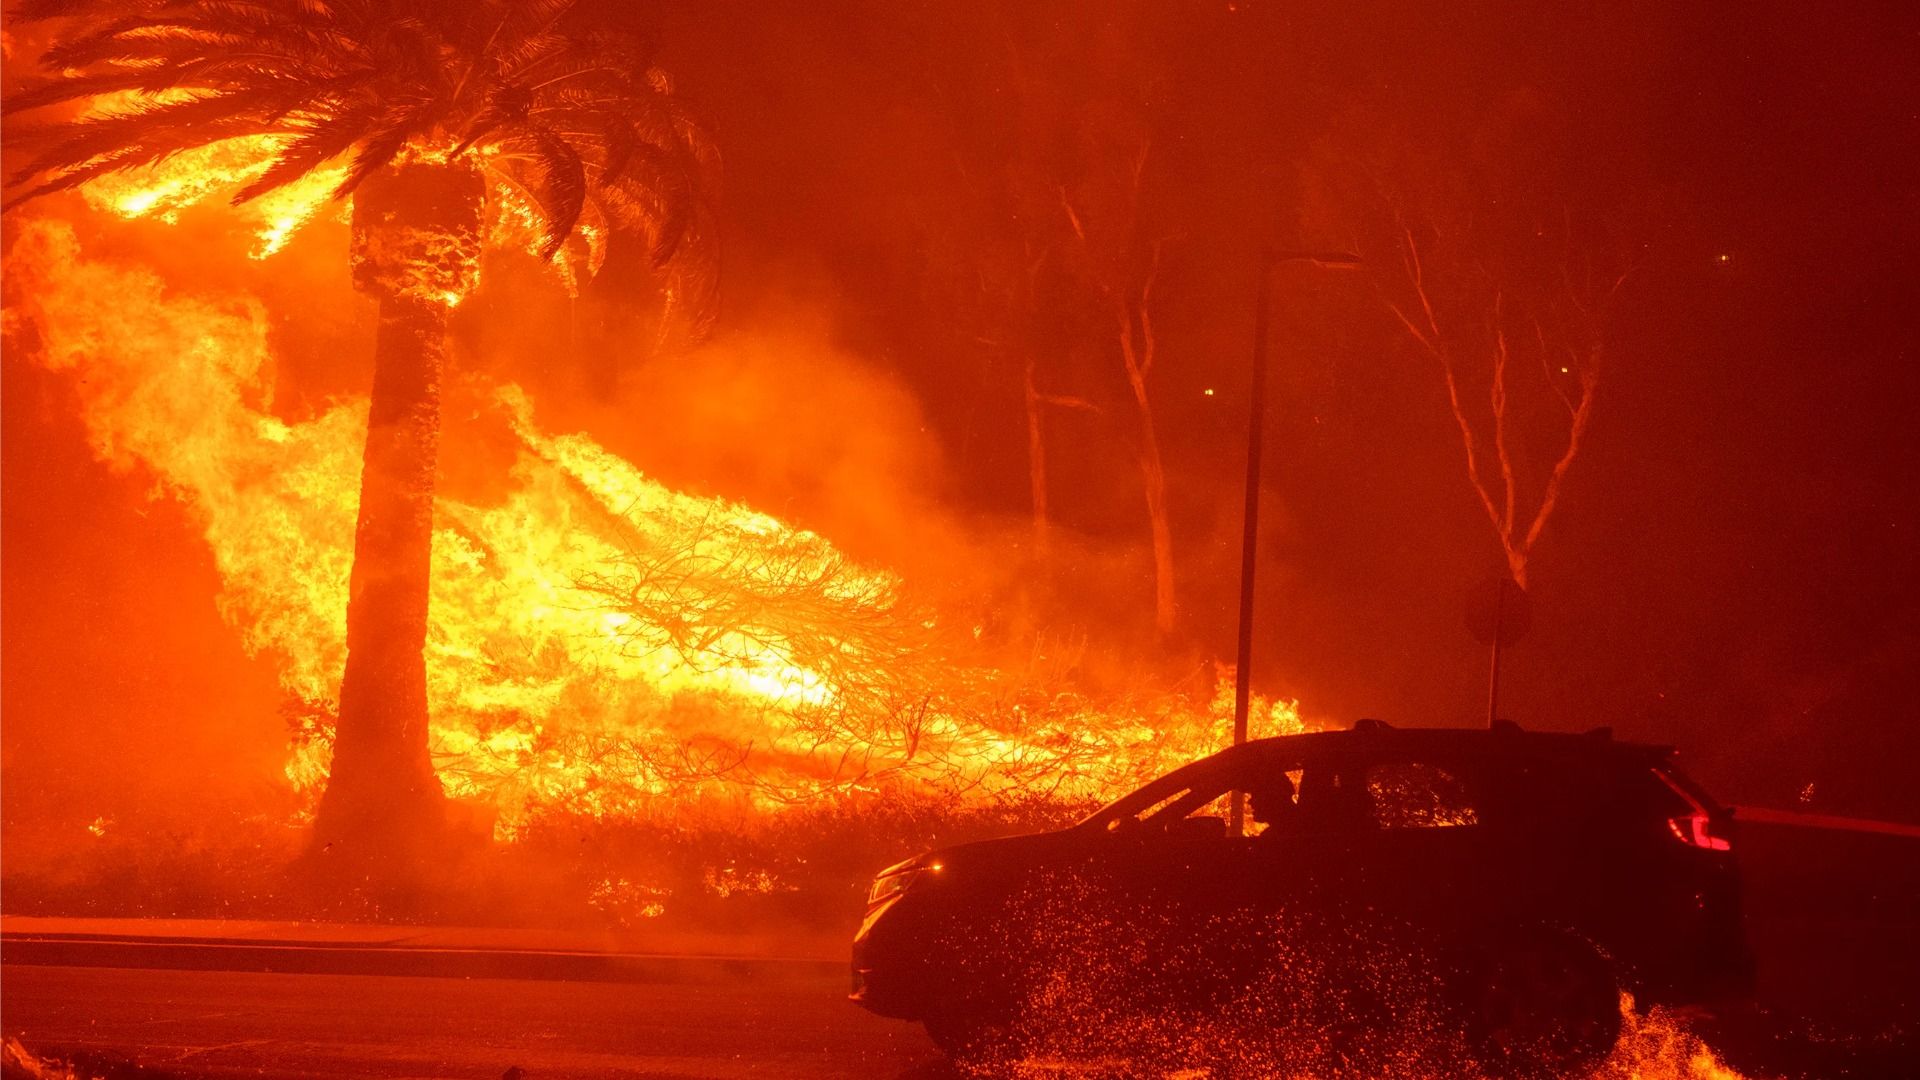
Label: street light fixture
xmin=1229 ymin=248 xmax=1363 ymax=835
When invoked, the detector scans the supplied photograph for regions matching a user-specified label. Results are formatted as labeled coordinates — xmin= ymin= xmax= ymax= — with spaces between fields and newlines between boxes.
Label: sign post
xmin=1465 ymin=576 xmax=1531 ymax=728
xmin=1229 ymin=249 xmax=1362 ymax=836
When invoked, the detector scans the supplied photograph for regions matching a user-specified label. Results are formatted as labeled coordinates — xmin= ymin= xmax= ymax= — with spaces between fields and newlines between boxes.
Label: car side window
xmin=1244 ymin=767 xmax=1305 ymax=837
xmin=1179 ymin=790 xmax=1235 ymax=827
xmin=1365 ymin=761 xmax=1480 ymax=829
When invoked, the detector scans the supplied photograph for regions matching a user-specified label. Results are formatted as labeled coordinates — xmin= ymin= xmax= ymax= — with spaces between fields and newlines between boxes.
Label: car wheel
xmin=1470 ymin=929 xmax=1622 ymax=1080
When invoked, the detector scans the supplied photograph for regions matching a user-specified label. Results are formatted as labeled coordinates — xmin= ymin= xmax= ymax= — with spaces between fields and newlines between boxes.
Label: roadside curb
xmin=0 ymin=933 xmax=846 ymax=985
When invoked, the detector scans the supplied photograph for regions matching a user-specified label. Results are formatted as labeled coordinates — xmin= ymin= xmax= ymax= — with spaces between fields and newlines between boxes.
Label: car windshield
xmin=1081 ymin=755 xmax=1236 ymax=831
xmin=1082 ymin=748 xmax=1316 ymax=837
xmin=1085 ymin=744 xmax=1481 ymax=838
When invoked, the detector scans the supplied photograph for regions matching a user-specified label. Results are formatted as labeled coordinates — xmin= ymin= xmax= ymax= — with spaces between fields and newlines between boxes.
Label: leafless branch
xmin=1491 ymin=293 xmax=1517 ymax=545
xmin=1056 ymin=185 xmax=1086 ymax=243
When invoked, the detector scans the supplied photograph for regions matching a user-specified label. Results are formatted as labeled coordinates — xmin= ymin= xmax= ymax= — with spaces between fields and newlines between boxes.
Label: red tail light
xmin=1667 ymin=812 xmax=1732 ymax=852
xmin=1655 ymin=768 xmax=1733 ymax=852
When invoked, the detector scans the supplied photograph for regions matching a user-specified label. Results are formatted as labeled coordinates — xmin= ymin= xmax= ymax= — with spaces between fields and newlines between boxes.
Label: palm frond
xmin=493 ymin=122 xmax=585 ymax=259
xmin=231 ymin=102 xmax=376 ymax=202
xmin=329 ymin=103 xmax=424 ymax=197
xmin=490 ymin=30 xmax=571 ymax=81
xmin=2 ymin=117 xmax=263 ymax=209
xmin=3 ymin=70 xmax=180 ymax=116
xmin=5 ymin=0 xmax=721 ymax=331
xmin=6 ymin=90 xmax=278 ymax=186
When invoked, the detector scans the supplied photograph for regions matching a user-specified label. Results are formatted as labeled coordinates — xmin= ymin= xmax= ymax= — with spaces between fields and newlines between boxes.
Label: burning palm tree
xmin=4 ymin=0 xmax=718 ymax=861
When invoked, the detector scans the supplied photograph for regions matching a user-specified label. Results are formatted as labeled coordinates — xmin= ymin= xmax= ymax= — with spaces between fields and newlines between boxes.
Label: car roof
xmin=1222 ymin=722 xmax=1675 ymax=767
xmin=1080 ymin=722 xmax=1683 ymax=829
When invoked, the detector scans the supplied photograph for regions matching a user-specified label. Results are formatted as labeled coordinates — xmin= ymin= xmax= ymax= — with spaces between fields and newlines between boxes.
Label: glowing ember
xmin=1602 ymin=996 xmax=1750 ymax=1080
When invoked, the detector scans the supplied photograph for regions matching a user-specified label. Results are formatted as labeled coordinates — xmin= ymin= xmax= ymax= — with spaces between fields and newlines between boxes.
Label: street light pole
xmin=1229 ymin=249 xmax=1361 ymax=836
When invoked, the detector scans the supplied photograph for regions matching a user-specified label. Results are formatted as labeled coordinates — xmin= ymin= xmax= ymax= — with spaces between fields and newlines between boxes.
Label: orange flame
xmin=6 ymin=218 xmax=1304 ymax=835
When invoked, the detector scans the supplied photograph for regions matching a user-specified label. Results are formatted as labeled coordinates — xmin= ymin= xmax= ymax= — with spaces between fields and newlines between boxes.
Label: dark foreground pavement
xmin=7 ymin=960 xmax=1917 ymax=1080
xmin=2 ymin=963 xmax=950 ymax=1080
xmin=1 ymin=918 xmax=955 ymax=1078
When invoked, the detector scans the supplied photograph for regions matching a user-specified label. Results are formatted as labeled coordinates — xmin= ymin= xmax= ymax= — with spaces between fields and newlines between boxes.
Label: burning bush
xmin=8 ymin=212 xmax=1304 ymax=836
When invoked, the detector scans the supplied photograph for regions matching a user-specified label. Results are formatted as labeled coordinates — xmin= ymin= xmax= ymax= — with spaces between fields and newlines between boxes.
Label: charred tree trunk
xmin=1117 ymin=273 xmax=1175 ymax=640
xmin=312 ymin=160 xmax=483 ymax=862
xmin=1129 ymin=373 xmax=1175 ymax=639
xmin=1023 ymin=356 xmax=1051 ymax=560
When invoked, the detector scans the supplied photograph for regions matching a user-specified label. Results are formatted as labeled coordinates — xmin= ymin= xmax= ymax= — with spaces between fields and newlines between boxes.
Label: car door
xmin=1089 ymin=775 xmax=1254 ymax=1007
xmin=1343 ymin=756 xmax=1493 ymax=931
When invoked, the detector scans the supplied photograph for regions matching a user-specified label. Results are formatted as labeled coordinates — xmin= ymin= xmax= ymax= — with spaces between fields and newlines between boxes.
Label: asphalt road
xmin=10 ymin=960 xmax=1920 ymax=1080
xmin=1 ymin=964 xmax=952 ymax=1080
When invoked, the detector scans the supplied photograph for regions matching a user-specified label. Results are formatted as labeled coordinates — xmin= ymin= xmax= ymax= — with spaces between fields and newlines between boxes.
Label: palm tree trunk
xmin=313 ymin=161 xmax=482 ymax=861
xmin=314 ymin=294 xmax=451 ymax=851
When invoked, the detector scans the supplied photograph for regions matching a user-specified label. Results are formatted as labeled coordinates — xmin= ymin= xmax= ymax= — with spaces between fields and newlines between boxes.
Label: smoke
xmin=1 ymin=221 xmax=298 ymax=838
xmin=497 ymin=305 xmax=970 ymax=590
xmin=5 ymin=220 xmax=361 ymax=705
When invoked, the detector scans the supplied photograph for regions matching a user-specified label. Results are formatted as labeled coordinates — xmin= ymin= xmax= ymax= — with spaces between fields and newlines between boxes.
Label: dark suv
xmin=851 ymin=722 xmax=1753 ymax=1074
